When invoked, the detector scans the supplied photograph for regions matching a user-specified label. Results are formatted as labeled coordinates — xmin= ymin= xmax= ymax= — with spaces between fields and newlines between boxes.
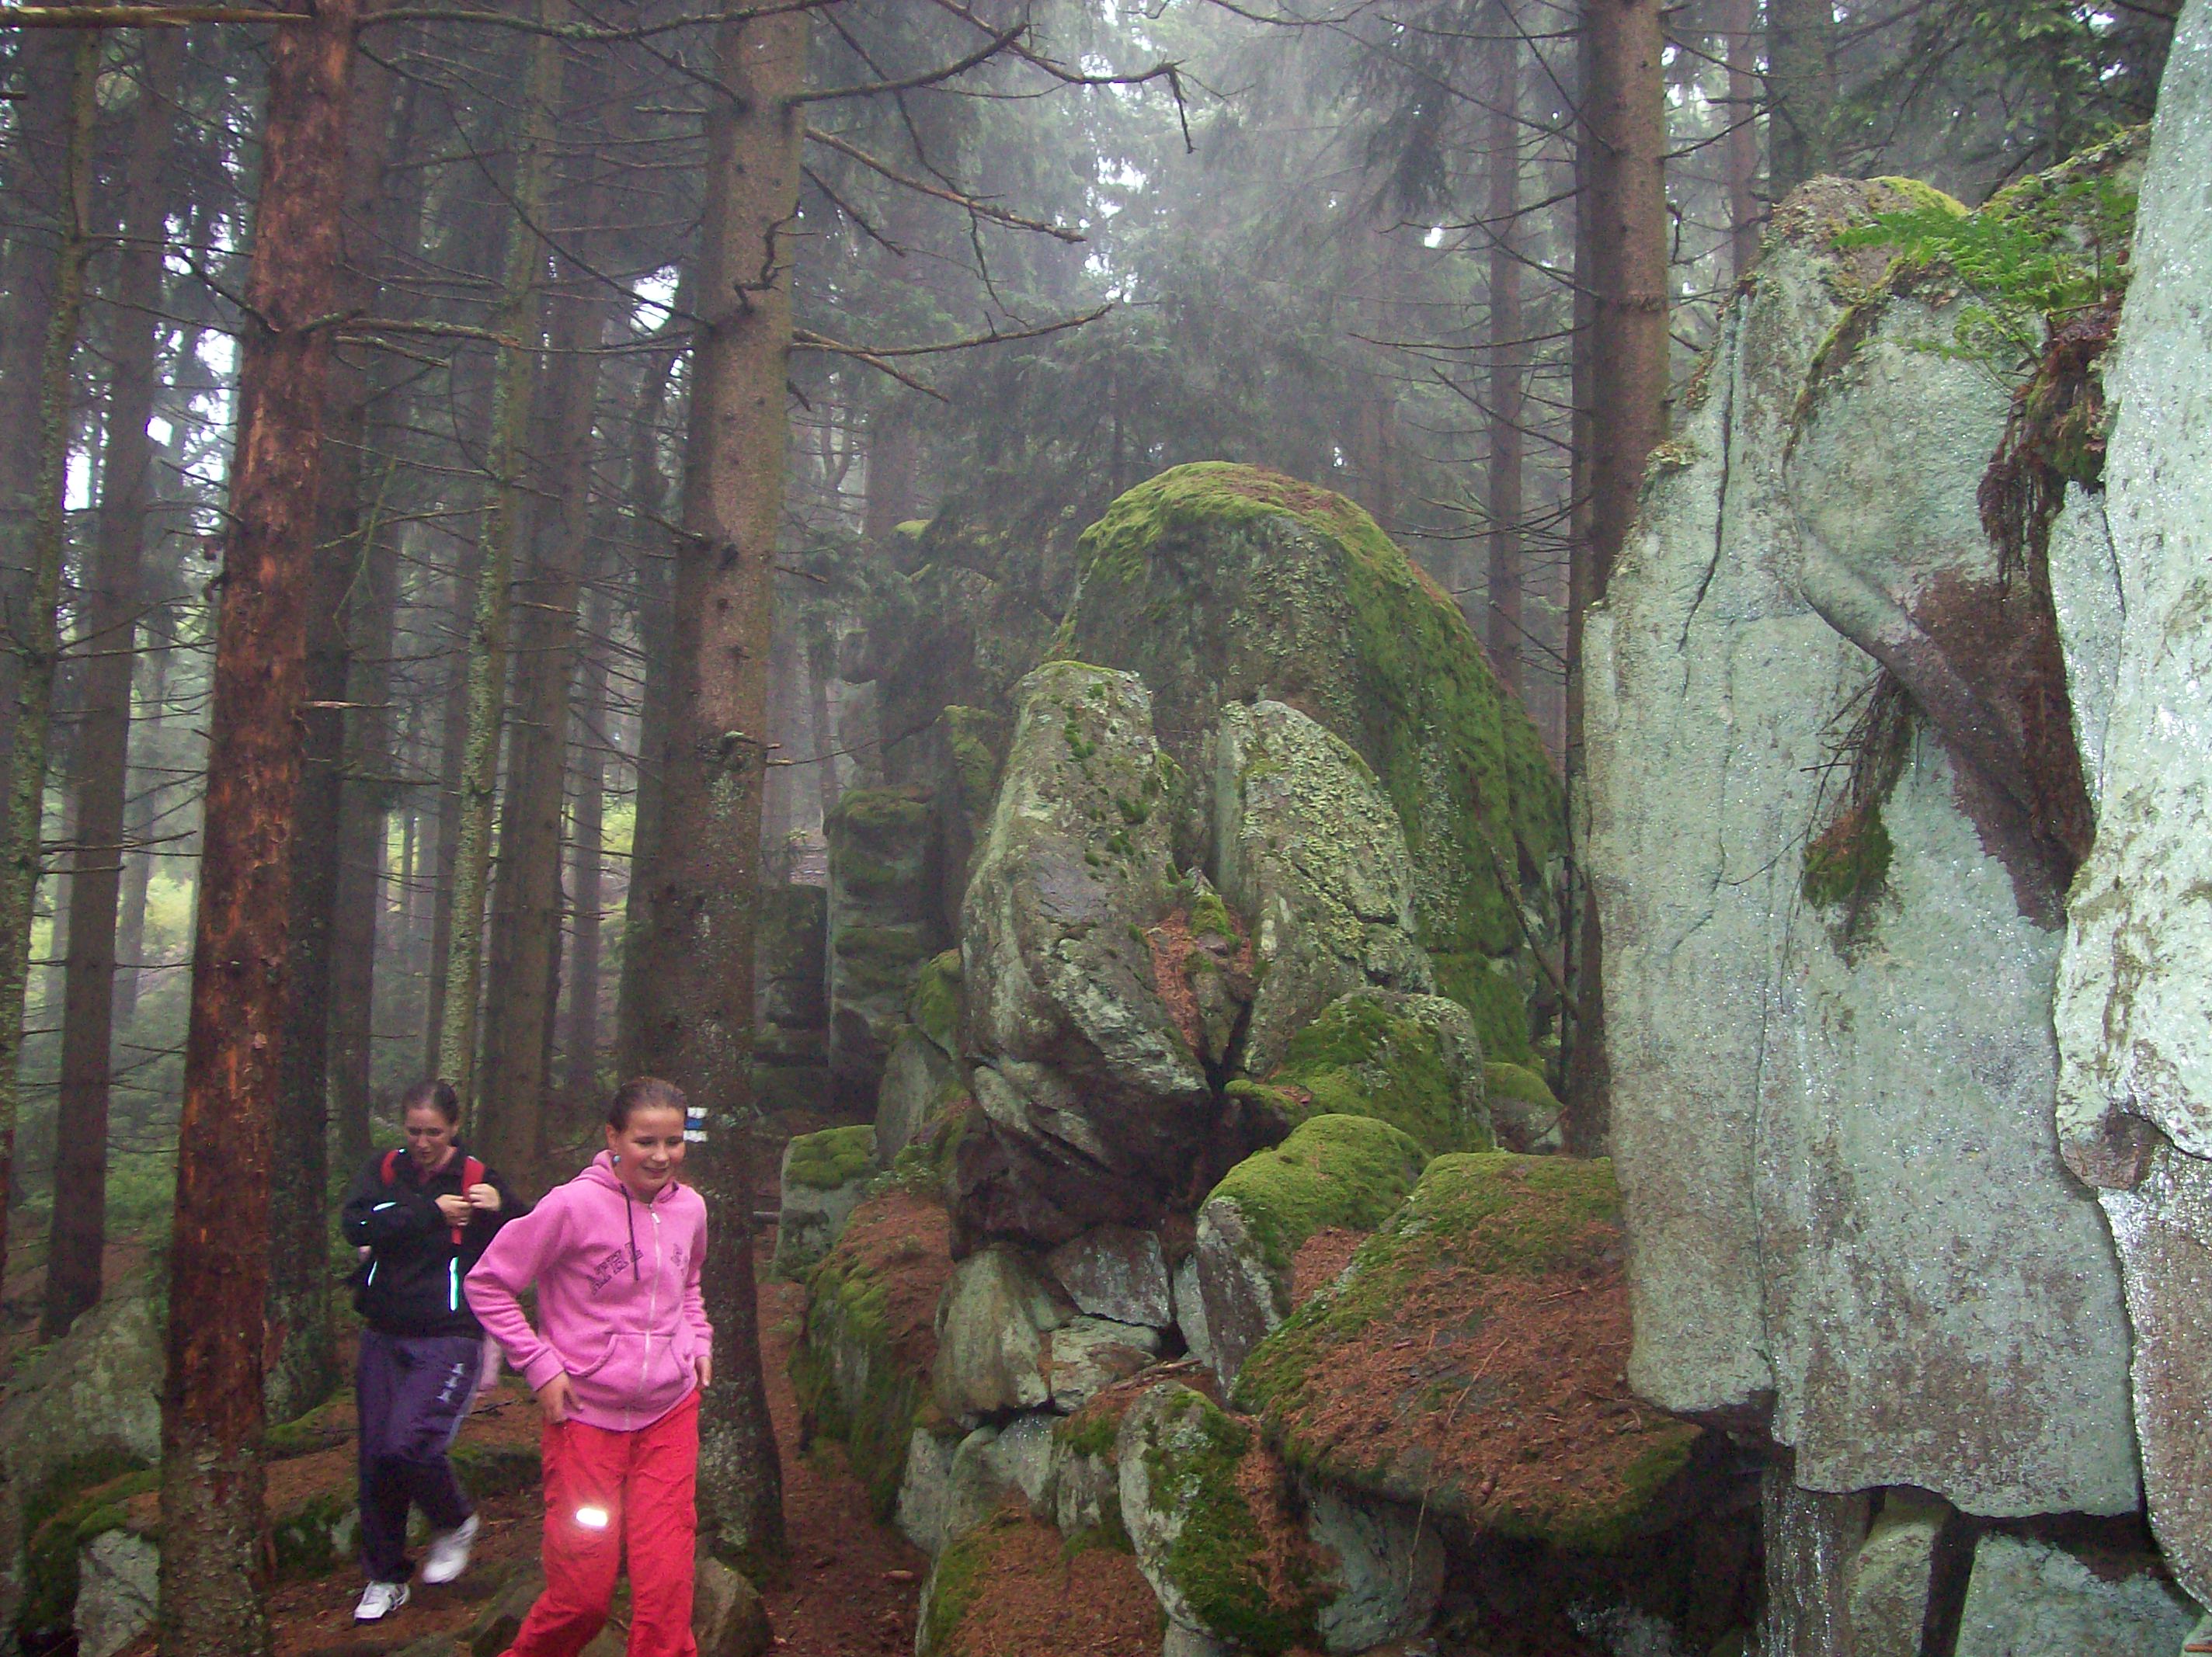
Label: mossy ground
xmin=1063 ymin=464 xmax=1563 ymax=1060
xmin=1234 ymin=1154 xmax=1700 ymax=1554
xmin=1203 ymin=1113 xmax=1428 ymax=1278
xmin=785 ymin=1124 xmax=877 ymax=1192
xmin=1236 ymin=993 xmax=1490 ymax=1156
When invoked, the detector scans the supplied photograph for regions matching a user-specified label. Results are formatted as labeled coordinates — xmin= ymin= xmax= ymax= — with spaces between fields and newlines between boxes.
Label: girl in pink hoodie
xmin=466 ymin=1077 xmax=713 ymax=1657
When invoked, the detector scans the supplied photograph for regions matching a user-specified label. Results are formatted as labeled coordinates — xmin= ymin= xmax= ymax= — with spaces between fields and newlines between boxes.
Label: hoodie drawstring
xmin=625 ymin=1189 xmax=639 ymax=1281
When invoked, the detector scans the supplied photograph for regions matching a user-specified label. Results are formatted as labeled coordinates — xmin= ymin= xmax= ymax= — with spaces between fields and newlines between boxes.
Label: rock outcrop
xmin=1060 ymin=463 xmax=1563 ymax=1062
xmin=826 ymin=787 xmax=946 ymax=1111
xmin=2047 ymin=0 xmax=2212 ymax=1609
xmin=955 ymin=662 xmax=1222 ymax=1245
xmin=1584 ymin=158 xmax=2141 ymax=1515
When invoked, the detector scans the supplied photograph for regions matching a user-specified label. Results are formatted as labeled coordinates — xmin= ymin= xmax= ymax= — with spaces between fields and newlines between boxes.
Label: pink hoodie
xmin=464 ymin=1152 xmax=712 ymax=1433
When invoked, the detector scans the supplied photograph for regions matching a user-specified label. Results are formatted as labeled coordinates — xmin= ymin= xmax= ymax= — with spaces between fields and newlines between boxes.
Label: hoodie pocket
xmin=567 ymin=1333 xmax=618 ymax=1378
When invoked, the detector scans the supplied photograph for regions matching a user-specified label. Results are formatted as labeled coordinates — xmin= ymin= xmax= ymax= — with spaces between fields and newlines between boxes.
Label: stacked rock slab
xmin=1583 ymin=165 xmax=2138 ymax=1519
xmin=2050 ymin=0 xmax=2212 ymax=1608
xmin=955 ymin=662 xmax=1219 ymax=1245
xmin=750 ymin=882 xmax=829 ymax=1120
xmin=1059 ymin=463 xmax=1563 ymax=1065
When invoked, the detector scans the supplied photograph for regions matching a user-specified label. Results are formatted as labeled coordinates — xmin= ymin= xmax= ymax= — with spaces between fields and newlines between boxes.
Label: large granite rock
xmin=1228 ymin=987 xmax=1491 ymax=1158
xmin=1046 ymin=1225 xmax=1172 ymax=1329
xmin=932 ymin=1245 xmax=1075 ymax=1425
xmin=873 ymin=1023 xmax=962 ymax=1169
xmin=2050 ymin=0 xmax=2212 ymax=1604
xmin=790 ymin=1192 xmax=958 ymax=1516
xmin=1192 ymin=1113 xmax=1428 ymax=1384
xmin=826 ymin=786 xmax=945 ymax=1111
xmin=1953 ymin=1531 xmax=2196 ymax=1657
xmin=774 ymin=1124 xmax=875 ymax=1275
xmin=1060 ymin=464 xmax=1562 ymax=1062
xmin=1211 ymin=699 xmax=1434 ymax=1074
xmin=1583 ymin=164 xmax=2138 ymax=1515
xmin=955 ymin=662 xmax=1223 ymax=1245
xmin=73 ymin=1530 xmax=156 ymax=1657
xmin=1233 ymin=1154 xmax=1712 ymax=1553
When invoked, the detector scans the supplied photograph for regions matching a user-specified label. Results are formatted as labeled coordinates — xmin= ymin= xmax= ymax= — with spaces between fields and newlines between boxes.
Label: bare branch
xmin=805 ymin=125 xmax=1083 ymax=242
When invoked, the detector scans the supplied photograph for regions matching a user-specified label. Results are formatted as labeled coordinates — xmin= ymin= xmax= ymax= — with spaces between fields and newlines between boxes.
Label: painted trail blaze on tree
xmin=157 ymin=2 xmax=359 ymax=1652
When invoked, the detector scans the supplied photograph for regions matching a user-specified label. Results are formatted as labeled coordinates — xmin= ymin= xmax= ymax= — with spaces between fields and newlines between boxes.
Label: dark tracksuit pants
xmin=357 ymin=1328 xmax=482 ymax=1582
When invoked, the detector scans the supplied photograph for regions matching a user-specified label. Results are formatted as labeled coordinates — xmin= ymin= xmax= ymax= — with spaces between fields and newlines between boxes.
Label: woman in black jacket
xmin=339 ymin=1079 xmax=526 ymax=1622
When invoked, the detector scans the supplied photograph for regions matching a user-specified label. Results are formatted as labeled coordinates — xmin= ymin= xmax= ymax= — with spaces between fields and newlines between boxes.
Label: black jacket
xmin=340 ymin=1144 xmax=527 ymax=1338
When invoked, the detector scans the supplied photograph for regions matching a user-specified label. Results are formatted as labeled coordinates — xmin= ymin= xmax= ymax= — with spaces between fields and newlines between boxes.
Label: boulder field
xmin=778 ymin=10 xmax=2212 ymax=1651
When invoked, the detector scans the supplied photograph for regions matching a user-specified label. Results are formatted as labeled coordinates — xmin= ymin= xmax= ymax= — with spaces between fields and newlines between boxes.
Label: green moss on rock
xmin=17 ymin=1454 xmax=155 ymax=1649
xmin=909 ymin=950 xmax=963 ymax=1054
xmin=784 ymin=1124 xmax=877 ymax=1193
xmin=1235 ymin=1154 xmax=1701 ymax=1554
xmin=1060 ymin=464 xmax=1562 ymax=1051
xmin=1130 ymin=1388 xmax=1323 ymax=1652
xmin=1261 ymin=992 xmax=1490 ymax=1155
xmin=1204 ymin=1113 xmax=1429 ymax=1277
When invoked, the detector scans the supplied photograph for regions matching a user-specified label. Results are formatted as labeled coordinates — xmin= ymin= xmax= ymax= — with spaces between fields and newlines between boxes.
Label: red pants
xmin=504 ymin=1391 xmax=700 ymax=1657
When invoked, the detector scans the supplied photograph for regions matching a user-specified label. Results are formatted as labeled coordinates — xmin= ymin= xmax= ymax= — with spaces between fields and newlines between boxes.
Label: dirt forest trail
xmin=62 ymin=1239 xmax=929 ymax=1657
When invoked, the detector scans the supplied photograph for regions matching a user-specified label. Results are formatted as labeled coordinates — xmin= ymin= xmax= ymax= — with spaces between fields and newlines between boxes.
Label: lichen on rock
xmin=1059 ymin=463 xmax=1562 ymax=1062
xmin=1228 ymin=988 xmax=1490 ymax=1158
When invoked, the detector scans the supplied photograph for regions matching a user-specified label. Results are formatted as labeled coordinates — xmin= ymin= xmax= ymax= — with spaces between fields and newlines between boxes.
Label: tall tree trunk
xmin=481 ymin=249 xmax=607 ymax=1176
xmin=805 ymin=627 xmax=840 ymax=825
xmin=1564 ymin=0 xmax=1668 ymax=1145
xmin=266 ymin=12 xmax=401 ymax=1423
xmin=1767 ymin=0 xmax=1838 ymax=198
xmin=0 ymin=34 xmax=98 ymax=1301
xmin=436 ymin=20 xmax=563 ymax=1106
xmin=158 ymin=1 xmax=360 ymax=1649
xmin=0 ymin=36 xmax=75 ymax=796
xmin=1485 ymin=5 xmax=1525 ymax=697
xmin=329 ymin=58 xmax=425 ymax=1194
xmin=565 ymin=574 xmax=610 ymax=1099
xmin=1721 ymin=0 xmax=1762 ymax=280
xmin=614 ymin=336 xmax=681 ymax=1078
xmin=114 ymin=629 xmax=169 ymax=1035
xmin=631 ymin=10 xmax=806 ymax=1572
xmin=45 ymin=30 xmax=183 ymax=1343
xmin=424 ymin=585 xmax=470 ymax=1079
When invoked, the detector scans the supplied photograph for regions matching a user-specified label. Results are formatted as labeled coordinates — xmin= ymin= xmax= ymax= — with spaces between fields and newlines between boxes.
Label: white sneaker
xmin=354 ymin=1580 xmax=410 ymax=1622
xmin=419 ymin=1512 xmax=480 ymax=1585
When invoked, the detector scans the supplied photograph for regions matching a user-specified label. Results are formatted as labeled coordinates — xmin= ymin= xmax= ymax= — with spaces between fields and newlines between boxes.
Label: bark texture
xmin=630 ymin=10 xmax=809 ymax=1572
xmin=158 ymin=2 xmax=360 ymax=1651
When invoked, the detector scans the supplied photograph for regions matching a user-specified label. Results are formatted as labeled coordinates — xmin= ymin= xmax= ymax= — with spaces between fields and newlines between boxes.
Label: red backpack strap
xmin=381 ymin=1148 xmax=402 ymax=1185
xmin=464 ymin=1155 xmax=485 ymax=1191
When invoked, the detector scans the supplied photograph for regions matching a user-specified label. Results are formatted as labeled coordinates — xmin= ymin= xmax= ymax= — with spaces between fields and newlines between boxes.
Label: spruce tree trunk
xmin=613 ymin=338 xmax=680 ymax=1078
xmin=265 ymin=15 xmax=401 ymax=1423
xmin=565 ymin=573 xmax=610 ymax=1101
xmin=1721 ymin=0 xmax=1762 ymax=280
xmin=0 ymin=36 xmax=75 ymax=797
xmin=1564 ymin=0 xmax=1668 ymax=1144
xmin=158 ymin=2 xmax=360 ymax=1650
xmin=45 ymin=30 xmax=183 ymax=1343
xmin=631 ymin=9 xmax=807 ymax=1572
xmin=113 ymin=634 xmax=169 ymax=1036
xmin=435 ymin=20 xmax=563 ymax=1106
xmin=480 ymin=177 xmax=610 ymax=1177
xmin=1484 ymin=5 xmax=1525 ymax=696
xmin=0 ymin=34 xmax=99 ymax=1301
xmin=805 ymin=627 xmax=840 ymax=825
xmin=1767 ymin=0 xmax=1837 ymax=198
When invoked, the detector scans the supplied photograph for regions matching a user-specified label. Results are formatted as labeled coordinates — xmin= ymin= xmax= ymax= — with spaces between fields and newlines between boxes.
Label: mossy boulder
xmin=909 ymin=949 xmax=964 ymax=1058
xmin=1228 ymin=988 xmax=1490 ymax=1159
xmin=873 ymin=1025 xmax=965 ymax=1170
xmin=753 ymin=881 xmax=827 ymax=1065
xmin=931 ymin=1245 xmax=1074 ymax=1426
xmin=1059 ymin=464 xmax=1563 ymax=1061
xmin=1115 ymin=1381 xmax=1327 ymax=1654
xmin=775 ymin=1124 xmax=877 ymax=1275
xmin=791 ymin=1192 xmax=958 ymax=1519
xmin=826 ymin=786 xmax=945 ymax=1111
xmin=1211 ymin=700 xmax=1434 ymax=1075
xmin=1234 ymin=1154 xmax=1705 ymax=1553
xmin=956 ymin=662 xmax=1226 ymax=1246
xmin=1192 ymin=1114 xmax=1429 ymax=1384
xmin=1483 ymin=1061 xmax=1564 ymax=1153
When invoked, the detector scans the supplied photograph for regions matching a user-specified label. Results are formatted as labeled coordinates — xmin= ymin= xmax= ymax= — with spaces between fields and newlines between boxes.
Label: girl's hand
xmin=694 ymin=1353 xmax=713 ymax=1391
xmin=434 ymin=1193 xmax=472 ymax=1226
xmin=536 ymin=1372 xmax=576 ymax=1424
xmin=466 ymin=1183 xmax=502 ymax=1213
